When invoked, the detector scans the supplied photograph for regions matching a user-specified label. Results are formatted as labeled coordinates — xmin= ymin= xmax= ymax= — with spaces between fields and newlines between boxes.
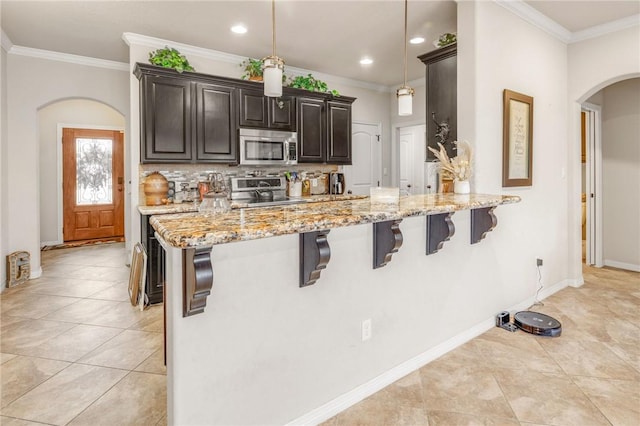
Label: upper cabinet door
xmin=140 ymin=75 xmax=193 ymax=163
xmin=239 ymin=89 xmax=268 ymax=128
xmin=297 ymin=97 xmax=326 ymax=163
xmin=268 ymin=96 xmax=297 ymax=131
xmin=326 ymin=101 xmax=352 ymax=165
xmin=195 ymin=82 xmax=238 ymax=163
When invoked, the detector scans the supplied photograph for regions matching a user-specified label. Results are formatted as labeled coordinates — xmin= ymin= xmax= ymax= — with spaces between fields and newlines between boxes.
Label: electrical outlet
xmin=362 ymin=319 xmax=372 ymax=341
xmin=537 ymin=258 xmax=543 ymax=266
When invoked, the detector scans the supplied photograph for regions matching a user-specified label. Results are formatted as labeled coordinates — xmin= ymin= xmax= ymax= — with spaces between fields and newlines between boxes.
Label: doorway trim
xmin=50 ymin=123 xmax=125 ymax=246
xmin=581 ymin=103 xmax=603 ymax=267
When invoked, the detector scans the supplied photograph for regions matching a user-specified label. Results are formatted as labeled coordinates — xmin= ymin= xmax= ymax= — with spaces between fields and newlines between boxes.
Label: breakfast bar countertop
xmin=149 ymin=193 xmax=521 ymax=249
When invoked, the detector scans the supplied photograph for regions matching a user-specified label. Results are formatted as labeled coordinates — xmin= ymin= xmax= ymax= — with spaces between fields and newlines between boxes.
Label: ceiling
xmin=525 ymin=0 xmax=639 ymax=32
xmin=2 ymin=1 xmax=638 ymax=87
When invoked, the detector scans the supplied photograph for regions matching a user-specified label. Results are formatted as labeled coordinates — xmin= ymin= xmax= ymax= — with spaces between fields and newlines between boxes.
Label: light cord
xmin=272 ymin=0 xmax=276 ymax=57
xmin=403 ymin=0 xmax=408 ymax=87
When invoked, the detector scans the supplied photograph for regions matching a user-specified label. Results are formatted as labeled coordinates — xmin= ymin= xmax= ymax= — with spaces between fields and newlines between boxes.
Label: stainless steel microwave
xmin=239 ymin=128 xmax=298 ymax=166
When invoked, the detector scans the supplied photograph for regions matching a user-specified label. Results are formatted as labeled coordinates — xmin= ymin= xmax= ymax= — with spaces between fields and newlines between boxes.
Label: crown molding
xmin=1 ymin=30 xmax=13 ymax=52
xmin=7 ymin=45 xmax=128 ymax=71
xmin=495 ymin=0 xmax=572 ymax=43
xmin=122 ymin=32 xmax=390 ymax=93
xmin=570 ymin=13 xmax=640 ymax=43
xmin=495 ymin=0 xmax=639 ymax=45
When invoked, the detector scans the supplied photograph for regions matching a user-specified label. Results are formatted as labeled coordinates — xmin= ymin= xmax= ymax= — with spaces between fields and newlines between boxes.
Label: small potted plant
xmin=148 ymin=46 xmax=195 ymax=73
xmin=240 ymin=58 xmax=264 ymax=81
xmin=287 ymin=74 xmax=339 ymax=96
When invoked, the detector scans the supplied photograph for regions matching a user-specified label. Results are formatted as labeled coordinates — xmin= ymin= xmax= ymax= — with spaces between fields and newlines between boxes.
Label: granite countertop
xmin=138 ymin=194 xmax=368 ymax=215
xmin=150 ymin=193 xmax=521 ymax=249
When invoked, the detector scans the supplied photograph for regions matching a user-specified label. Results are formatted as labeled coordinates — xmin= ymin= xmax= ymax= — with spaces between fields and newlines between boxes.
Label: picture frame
xmin=502 ymin=89 xmax=533 ymax=187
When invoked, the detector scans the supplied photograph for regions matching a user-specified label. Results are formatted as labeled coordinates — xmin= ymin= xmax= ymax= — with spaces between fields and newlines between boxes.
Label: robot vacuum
xmin=514 ymin=311 xmax=562 ymax=337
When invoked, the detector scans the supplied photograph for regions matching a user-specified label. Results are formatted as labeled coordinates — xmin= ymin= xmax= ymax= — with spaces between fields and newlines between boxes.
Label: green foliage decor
xmin=149 ymin=46 xmax=195 ymax=73
xmin=240 ymin=58 xmax=264 ymax=80
xmin=436 ymin=33 xmax=457 ymax=47
xmin=288 ymin=74 xmax=339 ymax=96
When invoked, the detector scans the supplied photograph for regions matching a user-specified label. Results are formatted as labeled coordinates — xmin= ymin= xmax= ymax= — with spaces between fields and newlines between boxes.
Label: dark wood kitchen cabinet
xmin=298 ymin=96 xmax=355 ymax=164
xmin=239 ymin=88 xmax=296 ymax=131
xmin=327 ymin=100 xmax=352 ymax=164
xmin=136 ymin=64 xmax=239 ymax=164
xmin=419 ymin=44 xmax=457 ymax=160
xmin=135 ymin=63 xmax=355 ymax=165
xmin=140 ymin=75 xmax=193 ymax=162
xmin=297 ymin=97 xmax=325 ymax=163
xmin=140 ymin=215 xmax=164 ymax=305
xmin=195 ymin=82 xmax=238 ymax=163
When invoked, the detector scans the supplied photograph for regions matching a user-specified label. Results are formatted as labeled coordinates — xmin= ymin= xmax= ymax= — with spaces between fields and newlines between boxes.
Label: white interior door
xmin=399 ymin=125 xmax=426 ymax=195
xmin=345 ymin=122 xmax=382 ymax=195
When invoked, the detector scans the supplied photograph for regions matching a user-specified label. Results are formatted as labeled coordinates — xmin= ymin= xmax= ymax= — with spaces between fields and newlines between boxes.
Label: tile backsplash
xmin=139 ymin=163 xmax=339 ymax=205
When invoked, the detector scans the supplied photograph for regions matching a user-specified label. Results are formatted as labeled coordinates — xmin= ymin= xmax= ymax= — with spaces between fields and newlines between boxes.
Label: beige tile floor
xmin=324 ymin=266 xmax=640 ymax=426
xmin=1 ymin=243 xmax=166 ymax=426
xmin=1 ymin=244 xmax=639 ymax=426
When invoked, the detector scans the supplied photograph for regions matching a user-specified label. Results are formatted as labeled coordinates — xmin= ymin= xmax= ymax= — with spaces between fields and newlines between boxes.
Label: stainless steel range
xmin=230 ymin=176 xmax=305 ymax=207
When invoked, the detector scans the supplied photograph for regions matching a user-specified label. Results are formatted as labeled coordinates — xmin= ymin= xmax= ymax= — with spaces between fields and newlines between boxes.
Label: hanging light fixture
xmin=263 ymin=0 xmax=284 ymax=97
xmin=397 ymin=0 xmax=414 ymax=116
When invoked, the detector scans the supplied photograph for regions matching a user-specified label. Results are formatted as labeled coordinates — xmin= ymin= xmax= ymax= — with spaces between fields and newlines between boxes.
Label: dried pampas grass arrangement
xmin=428 ymin=141 xmax=473 ymax=181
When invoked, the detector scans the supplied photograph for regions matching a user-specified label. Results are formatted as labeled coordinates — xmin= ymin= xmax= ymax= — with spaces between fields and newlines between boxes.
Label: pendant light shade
xmin=397 ymin=0 xmax=414 ymax=116
xmin=263 ymin=0 xmax=284 ymax=97
xmin=397 ymin=86 xmax=414 ymax=116
xmin=263 ymin=56 xmax=284 ymax=97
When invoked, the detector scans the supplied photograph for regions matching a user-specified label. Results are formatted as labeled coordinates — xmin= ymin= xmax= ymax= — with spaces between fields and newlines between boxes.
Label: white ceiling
xmin=2 ymin=1 xmax=638 ymax=87
xmin=525 ymin=0 xmax=639 ymax=32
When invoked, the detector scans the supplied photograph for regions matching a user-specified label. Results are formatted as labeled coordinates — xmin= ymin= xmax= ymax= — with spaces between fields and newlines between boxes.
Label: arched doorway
xmin=578 ymin=76 xmax=640 ymax=272
xmin=38 ymin=98 xmax=125 ymax=246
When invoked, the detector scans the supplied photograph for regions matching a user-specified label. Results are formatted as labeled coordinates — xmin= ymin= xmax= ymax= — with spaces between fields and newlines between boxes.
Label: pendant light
xmin=397 ymin=0 xmax=414 ymax=116
xmin=263 ymin=0 xmax=284 ymax=97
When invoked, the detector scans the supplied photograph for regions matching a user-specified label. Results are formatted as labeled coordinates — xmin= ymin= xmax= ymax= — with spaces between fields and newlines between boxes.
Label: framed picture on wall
xmin=502 ymin=89 xmax=533 ymax=187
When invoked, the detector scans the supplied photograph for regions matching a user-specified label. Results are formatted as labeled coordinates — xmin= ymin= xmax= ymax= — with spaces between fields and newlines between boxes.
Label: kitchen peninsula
xmin=153 ymin=193 xmax=520 ymax=425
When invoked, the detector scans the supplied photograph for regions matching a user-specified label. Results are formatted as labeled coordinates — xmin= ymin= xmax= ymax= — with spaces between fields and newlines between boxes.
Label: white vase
xmin=454 ymin=180 xmax=470 ymax=194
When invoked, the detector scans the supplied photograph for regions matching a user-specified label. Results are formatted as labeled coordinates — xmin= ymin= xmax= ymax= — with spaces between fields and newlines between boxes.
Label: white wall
xmin=567 ymin=25 xmax=640 ymax=280
xmin=601 ymin=78 xmax=640 ymax=269
xmin=38 ymin=99 xmax=125 ymax=245
xmin=458 ymin=0 xmax=570 ymax=288
xmin=1 ymin=44 xmax=8 ymax=291
xmin=5 ymin=54 xmax=129 ymax=278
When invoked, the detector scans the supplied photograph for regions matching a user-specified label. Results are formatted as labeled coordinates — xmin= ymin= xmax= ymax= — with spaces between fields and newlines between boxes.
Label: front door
xmin=62 ymin=128 xmax=124 ymax=242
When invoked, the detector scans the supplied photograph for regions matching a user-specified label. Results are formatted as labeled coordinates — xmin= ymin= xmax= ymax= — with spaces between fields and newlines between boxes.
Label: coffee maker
xmin=329 ymin=172 xmax=345 ymax=195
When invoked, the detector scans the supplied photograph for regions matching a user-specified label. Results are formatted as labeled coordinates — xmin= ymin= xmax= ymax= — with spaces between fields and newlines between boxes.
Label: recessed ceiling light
xmin=409 ymin=37 xmax=425 ymax=44
xmin=360 ymin=58 xmax=373 ymax=65
xmin=231 ymin=25 xmax=247 ymax=34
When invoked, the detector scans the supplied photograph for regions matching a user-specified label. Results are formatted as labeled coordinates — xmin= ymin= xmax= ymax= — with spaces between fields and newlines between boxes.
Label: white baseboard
xmin=568 ymin=277 xmax=584 ymax=288
xmin=287 ymin=279 xmax=570 ymax=426
xmin=604 ymin=259 xmax=640 ymax=272
xmin=30 ymin=267 xmax=43 ymax=279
